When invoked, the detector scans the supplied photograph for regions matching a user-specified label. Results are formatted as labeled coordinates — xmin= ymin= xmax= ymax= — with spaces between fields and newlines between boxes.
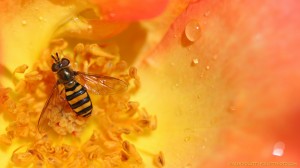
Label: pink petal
xmin=137 ymin=0 xmax=300 ymax=166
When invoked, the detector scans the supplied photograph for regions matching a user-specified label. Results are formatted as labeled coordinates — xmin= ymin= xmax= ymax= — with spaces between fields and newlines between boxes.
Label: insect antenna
xmin=51 ymin=55 xmax=58 ymax=62
xmin=56 ymin=52 xmax=60 ymax=62
xmin=51 ymin=53 xmax=61 ymax=63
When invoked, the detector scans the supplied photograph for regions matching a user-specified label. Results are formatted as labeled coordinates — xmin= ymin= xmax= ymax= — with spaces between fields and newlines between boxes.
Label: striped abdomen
xmin=65 ymin=82 xmax=92 ymax=117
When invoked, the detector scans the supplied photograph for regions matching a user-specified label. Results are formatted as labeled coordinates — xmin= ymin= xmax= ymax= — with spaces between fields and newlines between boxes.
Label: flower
xmin=1 ymin=0 xmax=300 ymax=168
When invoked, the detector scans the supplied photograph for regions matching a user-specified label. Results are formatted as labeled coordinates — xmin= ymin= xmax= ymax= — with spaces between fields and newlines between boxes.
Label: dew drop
xmin=38 ymin=16 xmax=44 ymax=21
xmin=272 ymin=141 xmax=285 ymax=156
xmin=21 ymin=20 xmax=27 ymax=26
xmin=145 ymin=58 xmax=157 ymax=67
xmin=73 ymin=17 xmax=79 ymax=22
xmin=229 ymin=106 xmax=237 ymax=112
xmin=200 ymin=72 xmax=204 ymax=78
xmin=108 ymin=12 xmax=116 ymax=19
xmin=184 ymin=136 xmax=191 ymax=142
xmin=204 ymin=11 xmax=210 ymax=17
xmin=191 ymin=58 xmax=199 ymax=65
xmin=185 ymin=20 xmax=201 ymax=42
xmin=183 ymin=163 xmax=192 ymax=168
xmin=213 ymin=54 xmax=218 ymax=60
xmin=206 ymin=65 xmax=210 ymax=70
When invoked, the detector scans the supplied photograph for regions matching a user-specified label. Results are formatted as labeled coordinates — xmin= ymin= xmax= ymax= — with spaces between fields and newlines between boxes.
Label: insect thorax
xmin=57 ymin=67 xmax=75 ymax=85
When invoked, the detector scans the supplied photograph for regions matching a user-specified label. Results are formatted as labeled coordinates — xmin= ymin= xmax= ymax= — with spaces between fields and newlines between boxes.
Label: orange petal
xmin=57 ymin=18 xmax=129 ymax=40
xmin=90 ymin=0 xmax=169 ymax=21
xmin=134 ymin=0 xmax=300 ymax=167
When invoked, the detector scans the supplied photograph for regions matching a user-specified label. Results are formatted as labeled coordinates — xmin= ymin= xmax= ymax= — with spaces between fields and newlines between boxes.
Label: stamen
xmin=4 ymin=40 xmax=161 ymax=167
xmin=153 ymin=151 xmax=165 ymax=168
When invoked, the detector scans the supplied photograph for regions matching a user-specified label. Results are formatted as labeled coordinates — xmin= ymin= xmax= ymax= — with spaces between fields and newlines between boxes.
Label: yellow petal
xmin=1 ymin=0 xmax=89 ymax=72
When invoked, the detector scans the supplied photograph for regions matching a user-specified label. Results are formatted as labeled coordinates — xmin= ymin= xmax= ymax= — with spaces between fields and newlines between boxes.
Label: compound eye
xmin=61 ymin=58 xmax=70 ymax=67
xmin=51 ymin=63 xmax=59 ymax=72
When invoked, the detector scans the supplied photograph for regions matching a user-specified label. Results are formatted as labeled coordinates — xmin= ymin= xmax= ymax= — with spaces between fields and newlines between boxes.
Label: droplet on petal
xmin=73 ymin=17 xmax=79 ymax=21
xmin=213 ymin=54 xmax=218 ymax=60
xmin=203 ymin=11 xmax=210 ymax=17
xmin=184 ymin=136 xmax=191 ymax=142
xmin=183 ymin=163 xmax=192 ymax=168
xmin=185 ymin=20 xmax=201 ymax=42
xmin=191 ymin=58 xmax=199 ymax=66
xmin=272 ymin=141 xmax=285 ymax=156
xmin=21 ymin=20 xmax=27 ymax=26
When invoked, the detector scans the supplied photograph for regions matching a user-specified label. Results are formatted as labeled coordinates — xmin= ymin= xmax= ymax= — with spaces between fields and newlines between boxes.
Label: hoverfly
xmin=38 ymin=53 xmax=128 ymax=132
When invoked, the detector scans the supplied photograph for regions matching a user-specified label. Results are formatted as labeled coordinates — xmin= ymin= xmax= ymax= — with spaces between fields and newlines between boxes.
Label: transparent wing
xmin=75 ymin=71 xmax=128 ymax=95
xmin=37 ymin=82 xmax=66 ymax=133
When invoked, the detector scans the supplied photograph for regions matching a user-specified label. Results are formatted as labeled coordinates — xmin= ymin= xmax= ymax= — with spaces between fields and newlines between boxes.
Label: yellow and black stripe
xmin=65 ymin=82 xmax=92 ymax=117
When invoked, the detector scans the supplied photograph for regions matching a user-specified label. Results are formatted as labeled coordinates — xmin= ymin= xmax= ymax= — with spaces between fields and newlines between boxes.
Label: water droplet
xmin=171 ymin=83 xmax=179 ymax=90
xmin=229 ymin=106 xmax=237 ymax=112
xmin=184 ymin=136 xmax=191 ymax=142
xmin=21 ymin=20 xmax=27 ymax=26
xmin=272 ymin=141 xmax=285 ymax=156
xmin=185 ymin=20 xmax=201 ymax=42
xmin=73 ymin=17 xmax=79 ymax=22
xmin=200 ymin=72 xmax=204 ymax=78
xmin=108 ymin=12 xmax=116 ymax=19
xmin=206 ymin=65 xmax=210 ymax=70
xmin=68 ymin=6 xmax=75 ymax=10
xmin=213 ymin=54 xmax=218 ymax=60
xmin=191 ymin=58 xmax=199 ymax=65
xmin=183 ymin=163 xmax=192 ymax=168
xmin=204 ymin=11 xmax=210 ymax=17
xmin=145 ymin=58 xmax=157 ymax=67
xmin=38 ymin=16 xmax=44 ymax=21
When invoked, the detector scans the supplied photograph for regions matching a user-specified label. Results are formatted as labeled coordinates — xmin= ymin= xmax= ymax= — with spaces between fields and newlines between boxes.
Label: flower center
xmin=1 ymin=39 xmax=162 ymax=167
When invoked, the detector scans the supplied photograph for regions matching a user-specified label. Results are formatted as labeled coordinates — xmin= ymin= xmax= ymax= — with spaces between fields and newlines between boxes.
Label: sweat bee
xmin=38 ymin=53 xmax=128 ymax=132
